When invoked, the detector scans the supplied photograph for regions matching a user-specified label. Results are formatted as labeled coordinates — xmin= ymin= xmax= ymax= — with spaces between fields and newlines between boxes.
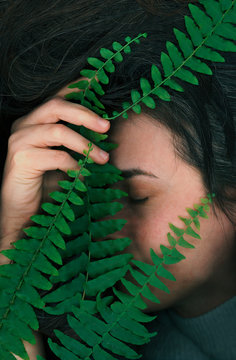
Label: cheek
xmin=129 ymin=208 xmax=170 ymax=261
xmin=126 ymin=204 xmax=234 ymax=309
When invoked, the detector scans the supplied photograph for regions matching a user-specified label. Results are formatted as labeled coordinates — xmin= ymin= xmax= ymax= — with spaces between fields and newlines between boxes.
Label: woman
xmin=0 ymin=1 xmax=235 ymax=359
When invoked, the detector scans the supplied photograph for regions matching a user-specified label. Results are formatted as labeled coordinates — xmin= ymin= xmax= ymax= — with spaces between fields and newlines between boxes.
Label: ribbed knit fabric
xmin=141 ymin=296 xmax=236 ymax=360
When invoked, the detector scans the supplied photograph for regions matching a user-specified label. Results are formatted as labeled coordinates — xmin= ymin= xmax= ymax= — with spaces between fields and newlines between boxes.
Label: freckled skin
xmin=108 ymin=113 xmax=236 ymax=317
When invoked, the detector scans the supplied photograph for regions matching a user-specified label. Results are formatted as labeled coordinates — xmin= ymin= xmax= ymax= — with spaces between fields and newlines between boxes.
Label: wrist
xmin=0 ymin=207 xmax=31 ymax=242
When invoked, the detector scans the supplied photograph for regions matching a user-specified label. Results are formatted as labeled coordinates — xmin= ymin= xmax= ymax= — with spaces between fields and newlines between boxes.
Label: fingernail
xmin=100 ymin=150 xmax=109 ymax=160
xmin=98 ymin=118 xmax=110 ymax=128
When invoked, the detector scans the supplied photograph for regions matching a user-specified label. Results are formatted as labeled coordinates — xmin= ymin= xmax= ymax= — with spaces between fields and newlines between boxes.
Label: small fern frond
xmin=100 ymin=0 xmax=236 ymax=119
xmin=118 ymin=194 xmax=214 ymax=305
xmin=64 ymin=32 xmax=148 ymax=116
xmin=0 ymin=146 xmax=93 ymax=360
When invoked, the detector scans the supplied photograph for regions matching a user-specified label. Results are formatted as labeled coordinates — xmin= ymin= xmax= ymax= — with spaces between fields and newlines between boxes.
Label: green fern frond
xmin=42 ymin=157 xmax=132 ymax=314
xmin=44 ymin=194 xmax=214 ymax=360
xmin=48 ymin=303 xmax=152 ymax=359
xmin=98 ymin=0 xmax=236 ymax=119
xmin=64 ymin=32 xmax=148 ymax=116
xmin=0 ymin=146 xmax=94 ymax=359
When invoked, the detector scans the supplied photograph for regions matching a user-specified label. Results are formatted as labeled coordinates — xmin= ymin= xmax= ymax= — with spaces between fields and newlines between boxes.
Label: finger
xmin=11 ymin=96 xmax=110 ymax=133
xmin=8 ymin=123 xmax=109 ymax=164
xmin=12 ymin=147 xmax=84 ymax=175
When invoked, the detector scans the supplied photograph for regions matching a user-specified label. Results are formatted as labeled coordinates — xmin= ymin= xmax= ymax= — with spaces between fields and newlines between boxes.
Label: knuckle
xmin=54 ymin=150 xmax=70 ymax=163
xmin=80 ymin=106 xmax=93 ymax=117
xmin=50 ymin=124 xmax=65 ymax=139
xmin=45 ymin=96 xmax=63 ymax=113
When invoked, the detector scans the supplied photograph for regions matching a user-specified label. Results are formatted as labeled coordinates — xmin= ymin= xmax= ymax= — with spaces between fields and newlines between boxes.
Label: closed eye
xmin=129 ymin=197 xmax=149 ymax=204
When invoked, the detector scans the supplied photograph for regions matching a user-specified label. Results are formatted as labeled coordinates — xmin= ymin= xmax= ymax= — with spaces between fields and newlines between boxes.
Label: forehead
xmin=108 ymin=113 xmax=177 ymax=173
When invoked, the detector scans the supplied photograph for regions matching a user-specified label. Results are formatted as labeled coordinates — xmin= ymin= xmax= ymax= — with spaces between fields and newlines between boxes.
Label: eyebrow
xmin=120 ymin=168 xmax=159 ymax=179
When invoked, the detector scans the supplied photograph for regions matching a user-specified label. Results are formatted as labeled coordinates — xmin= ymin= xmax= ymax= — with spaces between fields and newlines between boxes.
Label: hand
xmin=0 ymin=90 xmax=110 ymax=253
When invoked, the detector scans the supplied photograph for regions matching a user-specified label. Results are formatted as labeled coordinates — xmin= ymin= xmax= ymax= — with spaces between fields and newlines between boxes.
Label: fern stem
xmin=81 ymin=32 xmax=147 ymax=106
xmin=81 ymin=180 xmax=92 ymax=301
xmin=104 ymin=1 xmax=235 ymax=120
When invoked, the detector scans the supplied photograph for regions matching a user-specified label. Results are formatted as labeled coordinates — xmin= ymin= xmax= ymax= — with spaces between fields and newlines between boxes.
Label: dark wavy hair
xmin=0 ymin=0 xmax=236 ymax=355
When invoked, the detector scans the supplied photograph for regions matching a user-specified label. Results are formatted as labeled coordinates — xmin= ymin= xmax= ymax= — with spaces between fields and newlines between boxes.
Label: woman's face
xmin=108 ymin=112 xmax=236 ymax=317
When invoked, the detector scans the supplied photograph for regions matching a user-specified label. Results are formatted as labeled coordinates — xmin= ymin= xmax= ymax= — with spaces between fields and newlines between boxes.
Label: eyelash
xmin=129 ymin=197 xmax=149 ymax=204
